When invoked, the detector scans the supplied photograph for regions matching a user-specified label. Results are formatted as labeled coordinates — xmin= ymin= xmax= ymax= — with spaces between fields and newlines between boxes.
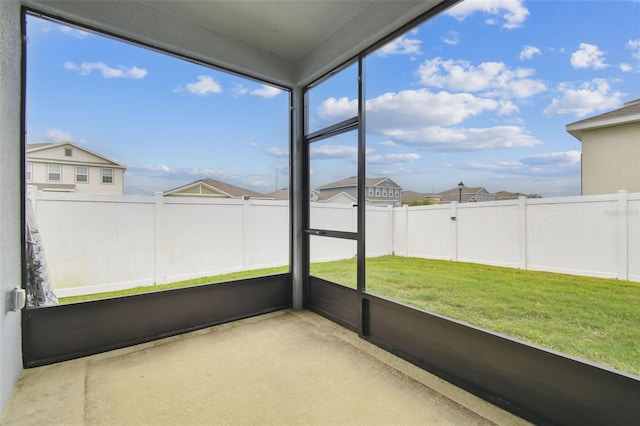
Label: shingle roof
xmin=566 ymin=99 xmax=640 ymax=141
xmin=164 ymin=178 xmax=268 ymax=199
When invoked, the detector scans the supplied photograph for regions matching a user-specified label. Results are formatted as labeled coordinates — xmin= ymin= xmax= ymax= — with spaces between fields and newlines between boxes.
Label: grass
xmin=60 ymin=256 xmax=640 ymax=376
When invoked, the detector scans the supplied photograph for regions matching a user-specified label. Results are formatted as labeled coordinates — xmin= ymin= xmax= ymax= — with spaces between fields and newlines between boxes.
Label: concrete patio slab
xmin=1 ymin=310 xmax=529 ymax=425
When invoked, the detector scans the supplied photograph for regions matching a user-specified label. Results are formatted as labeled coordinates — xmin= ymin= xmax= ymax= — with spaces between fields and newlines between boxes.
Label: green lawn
xmin=61 ymin=255 xmax=640 ymax=376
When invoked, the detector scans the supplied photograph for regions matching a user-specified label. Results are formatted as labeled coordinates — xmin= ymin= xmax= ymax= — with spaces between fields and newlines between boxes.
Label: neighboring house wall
xmin=315 ymin=177 xmax=402 ymax=207
xmin=581 ymin=122 xmax=640 ymax=195
xmin=27 ymin=143 xmax=125 ymax=195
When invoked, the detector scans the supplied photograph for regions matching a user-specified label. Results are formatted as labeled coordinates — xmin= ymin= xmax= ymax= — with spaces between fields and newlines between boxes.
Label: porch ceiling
xmin=24 ymin=0 xmax=452 ymax=87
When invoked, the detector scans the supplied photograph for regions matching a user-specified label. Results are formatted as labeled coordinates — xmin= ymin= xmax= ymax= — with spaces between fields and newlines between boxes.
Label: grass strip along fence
xmin=60 ymin=256 xmax=640 ymax=376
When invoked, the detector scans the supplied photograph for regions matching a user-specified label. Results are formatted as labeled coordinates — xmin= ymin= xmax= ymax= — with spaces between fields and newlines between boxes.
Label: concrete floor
xmin=1 ymin=310 xmax=529 ymax=426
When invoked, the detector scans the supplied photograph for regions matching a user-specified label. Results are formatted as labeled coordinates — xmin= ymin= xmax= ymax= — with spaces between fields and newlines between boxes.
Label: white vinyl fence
xmin=29 ymin=190 xmax=639 ymax=297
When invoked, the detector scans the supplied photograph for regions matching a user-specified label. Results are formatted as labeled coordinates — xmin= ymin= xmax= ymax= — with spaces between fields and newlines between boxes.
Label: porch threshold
xmin=1 ymin=310 xmax=527 ymax=425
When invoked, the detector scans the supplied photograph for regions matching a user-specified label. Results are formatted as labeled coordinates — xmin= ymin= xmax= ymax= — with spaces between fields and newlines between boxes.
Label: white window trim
xmin=76 ymin=166 xmax=89 ymax=183
xmin=47 ymin=163 xmax=61 ymax=182
xmin=101 ymin=167 xmax=114 ymax=184
xmin=26 ymin=162 xmax=32 ymax=181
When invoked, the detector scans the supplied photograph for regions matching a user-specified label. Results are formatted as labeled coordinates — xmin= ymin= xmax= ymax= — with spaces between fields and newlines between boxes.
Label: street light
xmin=458 ymin=181 xmax=464 ymax=203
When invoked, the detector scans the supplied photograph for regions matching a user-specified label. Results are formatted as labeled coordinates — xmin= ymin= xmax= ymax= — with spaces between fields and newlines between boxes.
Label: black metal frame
xmin=306 ymin=282 xmax=640 ymax=424
xmin=18 ymin=3 xmax=640 ymax=424
xmin=301 ymin=5 xmax=640 ymax=423
xmin=23 ymin=274 xmax=292 ymax=367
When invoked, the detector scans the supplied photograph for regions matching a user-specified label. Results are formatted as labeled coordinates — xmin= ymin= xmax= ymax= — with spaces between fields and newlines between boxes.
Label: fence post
xmin=617 ymin=190 xmax=628 ymax=281
xmin=242 ymin=197 xmax=249 ymax=269
xmin=518 ymin=196 xmax=527 ymax=270
xmin=450 ymin=201 xmax=458 ymax=261
xmin=403 ymin=205 xmax=409 ymax=256
xmin=154 ymin=192 xmax=164 ymax=285
xmin=388 ymin=205 xmax=394 ymax=255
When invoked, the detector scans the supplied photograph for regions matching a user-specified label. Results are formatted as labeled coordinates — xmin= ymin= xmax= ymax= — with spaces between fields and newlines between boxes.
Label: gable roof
xmin=164 ymin=178 xmax=269 ymax=199
xmin=401 ymin=190 xmax=426 ymax=203
xmin=26 ymin=142 xmax=125 ymax=168
xmin=566 ymin=99 xmax=640 ymax=141
xmin=265 ymin=188 xmax=290 ymax=201
xmin=438 ymin=186 xmax=493 ymax=203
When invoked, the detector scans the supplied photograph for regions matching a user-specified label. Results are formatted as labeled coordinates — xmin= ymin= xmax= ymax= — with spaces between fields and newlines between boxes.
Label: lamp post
xmin=458 ymin=181 xmax=464 ymax=203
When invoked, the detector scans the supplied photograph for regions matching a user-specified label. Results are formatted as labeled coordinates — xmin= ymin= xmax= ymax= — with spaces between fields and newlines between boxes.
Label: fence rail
xmin=28 ymin=190 xmax=640 ymax=297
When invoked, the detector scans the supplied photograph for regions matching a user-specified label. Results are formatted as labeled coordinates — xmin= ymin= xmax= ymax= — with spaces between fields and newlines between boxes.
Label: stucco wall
xmin=582 ymin=123 xmax=640 ymax=195
xmin=0 ymin=0 xmax=24 ymax=415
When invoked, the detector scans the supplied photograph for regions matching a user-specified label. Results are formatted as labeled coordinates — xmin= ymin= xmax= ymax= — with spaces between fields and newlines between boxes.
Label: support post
xmin=291 ymin=86 xmax=308 ymax=309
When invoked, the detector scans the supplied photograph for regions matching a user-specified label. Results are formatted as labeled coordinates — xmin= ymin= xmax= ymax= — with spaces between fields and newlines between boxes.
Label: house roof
xmin=401 ymin=190 xmax=426 ymax=203
xmin=494 ymin=191 xmax=542 ymax=200
xmin=24 ymin=0 xmax=453 ymax=87
xmin=317 ymin=176 xmax=401 ymax=190
xmin=26 ymin=142 xmax=125 ymax=168
xmin=438 ymin=186 xmax=492 ymax=203
xmin=265 ymin=188 xmax=290 ymax=201
xmin=314 ymin=190 xmax=357 ymax=203
xmin=164 ymin=178 xmax=268 ymax=199
xmin=566 ymin=99 xmax=640 ymax=141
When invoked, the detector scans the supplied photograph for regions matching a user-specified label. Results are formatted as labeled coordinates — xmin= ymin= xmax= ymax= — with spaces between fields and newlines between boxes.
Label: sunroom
xmin=1 ymin=1 xmax=639 ymax=424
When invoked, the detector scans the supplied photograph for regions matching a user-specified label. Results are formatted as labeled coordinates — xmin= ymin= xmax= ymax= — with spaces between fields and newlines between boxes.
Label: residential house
xmin=566 ymin=98 xmax=640 ymax=195
xmin=438 ymin=185 xmax=495 ymax=203
xmin=494 ymin=191 xmax=542 ymax=201
xmin=164 ymin=178 xmax=270 ymax=199
xmin=314 ymin=177 xmax=403 ymax=207
xmin=26 ymin=142 xmax=125 ymax=195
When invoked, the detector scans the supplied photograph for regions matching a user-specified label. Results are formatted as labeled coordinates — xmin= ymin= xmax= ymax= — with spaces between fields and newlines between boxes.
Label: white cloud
xmin=442 ymin=31 xmax=460 ymax=46
xmin=310 ymin=144 xmax=358 ymax=160
xmin=543 ymin=79 xmax=624 ymax=117
xmin=63 ymin=61 xmax=147 ymax=79
xmin=570 ymin=43 xmax=608 ymax=69
xmin=377 ymin=34 xmax=422 ymax=57
xmin=445 ymin=0 xmax=529 ymax=29
xmin=266 ymin=147 xmax=288 ymax=157
xmin=519 ymin=45 xmax=541 ymax=60
xmin=368 ymin=153 xmax=420 ymax=165
xmin=234 ymin=84 xmax=282 ymax=99
xmin=177 ymin=75 xmax=223 ymax=96
xmin=382 ymin=125 xmax=541 ymax=152
xmin=318 ymin=89 xmax=540 ymax=152
xmin=417 ymin=58 xmax=546 ymax=98
xmin=627 ymin=39 xmax=640 ymax=60
xmin=462 ymin=151 xmax=581 ymax=178
xmin=44 ymin=128 xmax=72 ymax=142
xmin=379 ymin=140 xmax=398 ymax=147
xmin=232 ymin=84 xmax=249 ymax=97
xmin=620 ymin=63 xmax=633 ymax=72
xmin=59 ymin=26 xmax=91 ymax=39
xmin=249 ymin=85 xmax=282 ymax=99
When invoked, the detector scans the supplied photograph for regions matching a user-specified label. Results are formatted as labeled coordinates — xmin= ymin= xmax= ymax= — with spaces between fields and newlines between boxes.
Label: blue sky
xmin=26 ymin=1 xmax=640 ymax=197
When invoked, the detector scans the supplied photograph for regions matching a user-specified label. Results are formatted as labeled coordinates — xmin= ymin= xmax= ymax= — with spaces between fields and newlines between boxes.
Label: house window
xmin=76 ymin=166 xmax=88 ymax=183
xmin=26 ymin=162 xmax=32 ymax=181
xmin=375 ymin=188 xmax=380 ymax=196
xmin=47 ymin=164 xmax=61 ymax=182
xmin=101 ymin=168 xmax=113 ymax=184
xmin=64 ymin=147 xmax=72 ymax=157
xmin=382 ymin=188 xmax=387 ymax=197
xmin=395 ymin=189 xmax=400 ymax=197
xmin=368 ymin=187 xmax=373 ymax=196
